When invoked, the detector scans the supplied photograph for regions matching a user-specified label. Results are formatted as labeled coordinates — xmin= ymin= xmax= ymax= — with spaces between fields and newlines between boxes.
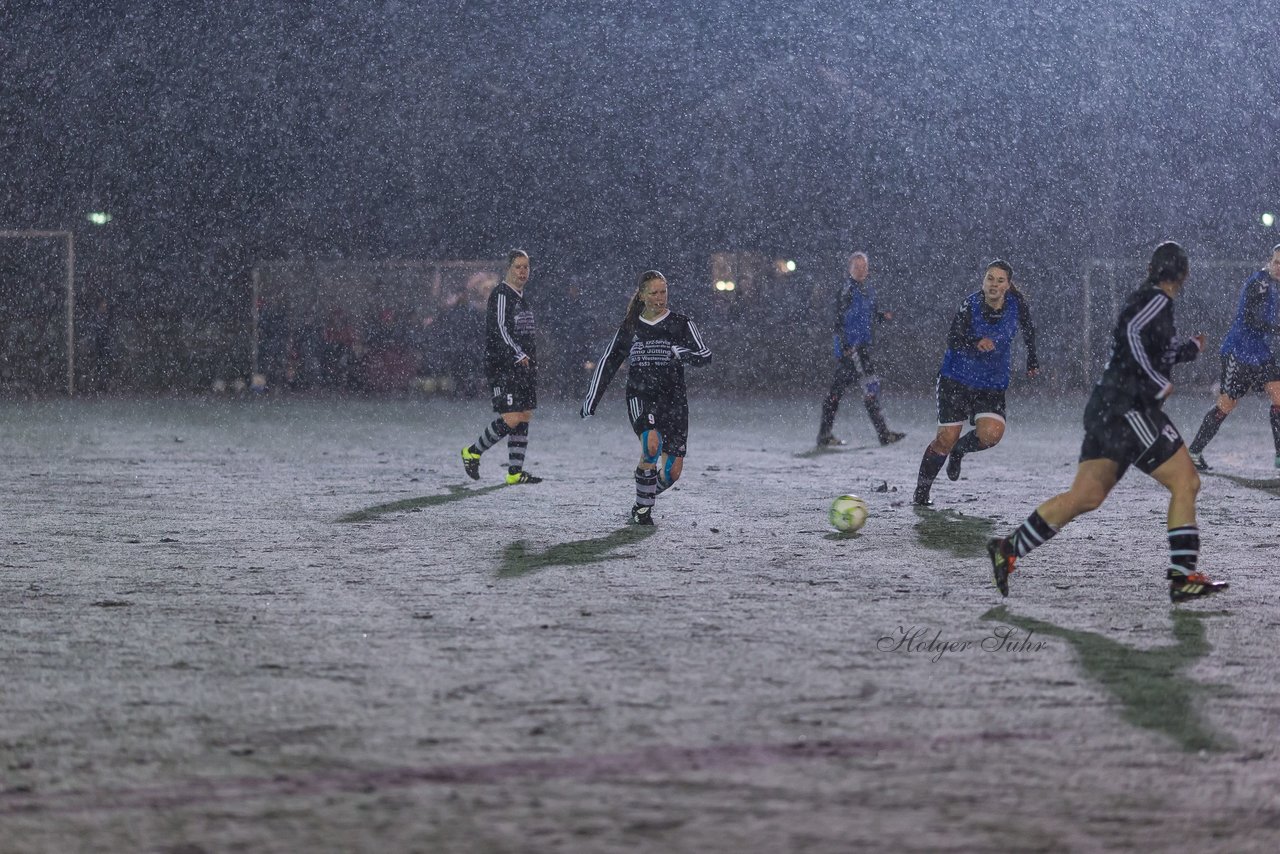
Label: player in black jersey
xmin=461 ymin=250 xmax=543 ymax=485
xmin=581 ymin=270 xmax=712 ymax=525
xmin=986 ymin=242 xmax=1228 ymax=603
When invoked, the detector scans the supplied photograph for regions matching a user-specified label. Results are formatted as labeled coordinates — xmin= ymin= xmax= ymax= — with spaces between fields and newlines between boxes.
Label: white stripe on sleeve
xmin=495 ymin=291 xmax=526 ymax=361
xmin=1126 ymin=294 xmax=1171 ymax=394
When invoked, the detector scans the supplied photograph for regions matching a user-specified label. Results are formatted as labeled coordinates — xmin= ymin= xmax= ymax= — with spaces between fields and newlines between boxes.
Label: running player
xmin=816 ymin=251 xmax=905 ymax=447
xmin=461 ymin=250 xmax=542 ymax=484
xmin=581 ymin=270 xmax=711 ymax=525
xmin=913 ymin=260 xmax=1038 ymax=506
xmin=986 ymin=242 xmax=1228 ymax=603
xmin=1186 ymin=243 xmax=1280 ymax=470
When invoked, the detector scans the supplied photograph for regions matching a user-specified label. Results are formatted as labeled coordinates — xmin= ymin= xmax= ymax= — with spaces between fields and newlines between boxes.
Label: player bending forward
xmin=581 ymin=270 xmax=711 ymax=526
xmin=986 ymin=242 xmax=1228 ymax=603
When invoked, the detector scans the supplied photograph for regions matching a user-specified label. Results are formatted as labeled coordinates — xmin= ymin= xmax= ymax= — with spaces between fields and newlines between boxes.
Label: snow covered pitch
xmin=2 ymin=393 xmax=1278 ymax=851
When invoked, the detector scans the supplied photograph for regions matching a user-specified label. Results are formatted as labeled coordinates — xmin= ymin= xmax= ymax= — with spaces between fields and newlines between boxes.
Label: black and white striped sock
xmin=507 ymin=422 xmax=529 ymax=474
xmin=1167 ymin=525 xmax=1200 ymax=577
xmin=635 ymin=466 xmax=657 ymax=508
xmin=1011 ymin=510 xmax=1058 ymax=557
xmin=474 ymin=418 xmax=512 ymax=454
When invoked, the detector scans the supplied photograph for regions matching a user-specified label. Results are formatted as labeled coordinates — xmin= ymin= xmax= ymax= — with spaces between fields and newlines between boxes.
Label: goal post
xmin=0 ymin=229 xmax=75 ymax=395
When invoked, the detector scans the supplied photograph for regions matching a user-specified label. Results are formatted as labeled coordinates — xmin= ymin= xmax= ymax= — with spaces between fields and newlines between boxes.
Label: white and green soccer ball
xmin=828 ymin=494 xmax=869 ymax=532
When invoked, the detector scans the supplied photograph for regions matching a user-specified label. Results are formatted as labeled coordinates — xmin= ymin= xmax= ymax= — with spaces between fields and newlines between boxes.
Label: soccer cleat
xmin=987 ymin=537 xmax=1016 ymax=597
xmin=817 ymin=434 xmax=847 ymax=447
xmin=505 ymin=470 xmax=543 ymax=485
xmin=1188 ymin=451 xmax=1210 ymax=472
xmin=629 ymin=504 xmax=654 ymax=526
xmin=461 ymin=445 xmax=481 ymax=480
xmin=881 ymin=431 xmax=906 ymax=446
xmin=912 ymin=487 xmax=934 ymax=507
xmin=946 ymin=451 xmax=964 ymax=481
xmin=1168 ymin=570 xmax=1228 ymax=602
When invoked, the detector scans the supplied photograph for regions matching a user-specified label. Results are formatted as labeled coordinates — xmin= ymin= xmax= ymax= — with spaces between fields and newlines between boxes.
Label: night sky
xmin=3 ymin=0 xmax=1279 ymax=318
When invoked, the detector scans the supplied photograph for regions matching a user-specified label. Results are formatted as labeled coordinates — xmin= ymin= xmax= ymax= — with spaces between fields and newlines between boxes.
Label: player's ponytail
xmin=1146 ymin=241 xmax=1189 ymax=285
xmin=622 ymin=270 xmax=666 ymax=333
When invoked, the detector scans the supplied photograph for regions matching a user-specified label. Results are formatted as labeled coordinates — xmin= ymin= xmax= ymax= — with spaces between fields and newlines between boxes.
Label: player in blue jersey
xmin=581 ymin=270 xmax=712 ymax=526
xmin=816 ymin=252 xmax=905 ymax=447
xmin=1186 ymin=244 xmax=1280 ymax=470
xmin=912 ymin=260 xmax=1038 ymax=506
xmin=986 ymin=242 xmax=1227 ymax=603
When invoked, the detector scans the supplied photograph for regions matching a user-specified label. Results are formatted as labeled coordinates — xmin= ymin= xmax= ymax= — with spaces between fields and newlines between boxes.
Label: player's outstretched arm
xmin=581 ymin=326 xmax=629 ymax=417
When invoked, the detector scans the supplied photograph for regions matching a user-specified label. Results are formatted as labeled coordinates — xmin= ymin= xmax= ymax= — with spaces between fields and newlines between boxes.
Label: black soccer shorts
xmin=1220 ymin=354 xmax=1280 ymax=400
xmin=627 ymin=393 xmax=689 ymax=458
xmin=1080 ymin=405 xmax=1183 ymax=480
xmin=936 ymin=374 xmax=1007 ymax=426
xmin=491 ymin=366 xmax=537 ymax=413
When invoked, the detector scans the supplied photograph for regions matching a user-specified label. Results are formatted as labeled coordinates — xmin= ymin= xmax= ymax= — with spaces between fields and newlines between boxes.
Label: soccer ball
xmin=829 ymin=494 xmax=869 ymax=532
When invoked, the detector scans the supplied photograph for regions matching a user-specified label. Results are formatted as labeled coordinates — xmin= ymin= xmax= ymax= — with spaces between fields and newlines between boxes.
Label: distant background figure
xmin=1186 ymin=243 xmax=1280 ymax=471
xmin=436 ymin=292 xmax=486 ymax=397
xmin=817 ymin=251 xmax=904 ymax=447
xmin=82 ymin=295 xmax=120 ymax=392
xmin=544 ymin=280 xmax=600 ymax=398
xmin=321 ymin=307 xmax=361 ymax=391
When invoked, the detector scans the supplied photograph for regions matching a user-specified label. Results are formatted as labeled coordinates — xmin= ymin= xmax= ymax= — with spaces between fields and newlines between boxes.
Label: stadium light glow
xmin=86 ymin=211 xmax=112 ymax=225
xmin=1263 ymin=212 xmax=1275 ymax=228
